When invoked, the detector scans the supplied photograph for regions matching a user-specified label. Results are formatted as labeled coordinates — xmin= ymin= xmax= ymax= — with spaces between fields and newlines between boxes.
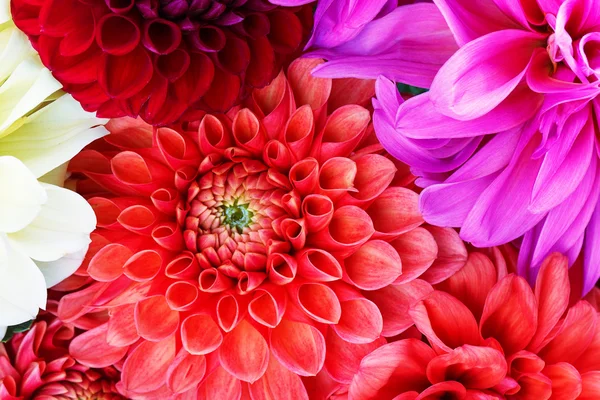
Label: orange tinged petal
xmin=270 ymin=320 xmax=326 ymax=377
xmin=135 ymin=295 xmax=179 ymax=341
xmin=219 ymin=320 xmax=269 ymax=383
xmin=121 ymin=335 xmax=176 ymax=395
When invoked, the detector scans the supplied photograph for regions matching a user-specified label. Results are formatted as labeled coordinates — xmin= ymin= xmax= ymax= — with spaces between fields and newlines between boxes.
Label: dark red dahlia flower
xmin=52 ymin=59 xmax=468 ymax=399
xmin=306 ymin=252 xmax=600 ymax=400
xmin=0 ymin=313 xmax=122 ymax=400
xmin=9 ymin=0 xmax=313 ymax=125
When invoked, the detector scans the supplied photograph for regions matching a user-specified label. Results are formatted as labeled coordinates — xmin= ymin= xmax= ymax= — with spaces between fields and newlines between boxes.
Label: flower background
xmin=0 ymin=0 xmax=599 ymax=399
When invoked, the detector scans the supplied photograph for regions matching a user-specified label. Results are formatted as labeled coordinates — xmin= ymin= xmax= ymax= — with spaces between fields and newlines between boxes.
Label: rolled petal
xmin=297 ymin=248 xmax=342 ymax=282
xmin=542 ymin=362 xmax=582 ymax=400
xmin=301 ymin=194 xmax=334 ymax=234
xmin=294 ymin=282 xmax=342 ymax=324
xmin=318 ymin=105 xmax=370 ymax=161
xmin=248 ymin=286 xmax=286 ymax=328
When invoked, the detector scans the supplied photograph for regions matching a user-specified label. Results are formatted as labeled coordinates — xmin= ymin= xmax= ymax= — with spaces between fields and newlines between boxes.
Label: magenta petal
xmin=433 ymin=0 xmax=521 ymax=45
xmin=583 ymin=202 xmax=600 ymax=295
xmin=460 ymin=131 xmax=546 ymax=246
xmin=429 ymin=29 xmax=544 ymax=120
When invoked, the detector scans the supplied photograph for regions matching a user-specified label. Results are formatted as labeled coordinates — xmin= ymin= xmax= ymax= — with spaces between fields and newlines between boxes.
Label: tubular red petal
xmin=237 ymin=271 xmax=267 ymax=295
xmin=152 ymin=222 xmax=185 ymax=251
xmin=297 ymin=248 xmax=342 ymax=282
xmin=232 ymin=108 xmax=267 ymax=156
xmin=307 ymin=206 xmax=374 ymax=256
xmin=287 ymin=58 xmax=331 ymax=114
xmin=151 ymin=188 xmax=181 ymax=216
xmin=219 ymin=320 xmax=269 ymax=383
xmin=99 ymin=45 xmax=153 ymax=99
xmin=284 ymin=105 xmax=315 ymax=161
xmin=264 ymin=140 xmax=292 ymax=170
xmin=270 ymin=320 xmax=326 ymax=377
xmin=165 ymin=251 xmax=200 ymax=279
xmin=142 ymin=19 xmax=181 ymax=55
xmin=295 ymin=282 xmax=341 ymax=324
xmin=317 ymin=157 xmax=357 ymax=202
xmin=118 ymin=205 xmax=158 ymax=235
xmin=189 ymin=26 xmax=226 ymax=52
xmin=248 ymin=286 xmax=286 ymax=328
xmin=156 ymin=49 xmax=190 ymax=82
xmin=88 ymin=197 xmax=121 ymax=228
xmin=96 ymin=14 xmax=140 ymax=56
xmin=318 ymin=105 xmax=370 ymax=162
xmin=252 ymin=69 xmax=294 ymax=139
xmin=301 ymin=194 xmax=334 ymax=233
xmin=123 ymin=250 xmax=162 ymax=282
xmin=280 ymin=218 xmax=306 ymax=250
xmin=134 ymin=295 xmax=179 ymax=341
xmin=267 ymin=253 xmax=297 ymax=285
xmin=343 ymin=240 xmax=402 ymax=291
xmin=216 ymin=294 xmax=240 ymax=332
xmin=542 ymin=362 xmax=582 ymax=400
xmin=181 ymin=314 xmax=223 ymax=355
xmin=166 ymin=281 xmax=199 ymax=311
xmin=289 ymin=158 xmax=319 ymax=196
xmin=156 ymin=127 xmax=200 ymax=169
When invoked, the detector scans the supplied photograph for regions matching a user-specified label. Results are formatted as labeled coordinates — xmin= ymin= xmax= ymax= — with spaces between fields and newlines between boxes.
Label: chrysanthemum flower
xmin=0 ymin=312 xmax=123 ymax=399
xmin=9 ymin=0 xmax=313 ymax=126
xmin=306 ymin=252 xmax=600 ymax=400
xmin=57 ymin=58 xmax=468 ymax=398
xmin=0 ymin=4 xmax=106 ymax=339
xmin=375 ymin=0 xmax=600 ymax=295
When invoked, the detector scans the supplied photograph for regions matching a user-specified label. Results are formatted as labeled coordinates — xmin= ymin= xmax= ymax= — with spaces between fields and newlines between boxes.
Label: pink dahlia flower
xmin=299 ymin=0 xmax=458 ymax=89
xmin=375 ymin=0 xmax=600 ymax=295
xmin=0 ymin=312 xmax=122 ymax=399
xmin=54 ymin=58 xmax=467 ymax=399
xmin=306 ymin=252 xmax=600 ymax=400
xmin=10 ymin=0 xmax=313 ymax=125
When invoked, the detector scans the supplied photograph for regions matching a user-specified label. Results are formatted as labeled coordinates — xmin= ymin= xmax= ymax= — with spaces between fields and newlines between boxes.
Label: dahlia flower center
xmin=182 ymin=160 xmax=289 ymax=279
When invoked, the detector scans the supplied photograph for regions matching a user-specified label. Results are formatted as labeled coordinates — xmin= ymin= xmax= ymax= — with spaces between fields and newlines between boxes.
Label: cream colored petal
xmin=0 ymin=325 xmax=6 ymax=339
xmin=0 ymin=95 xmax=108 ymax=177
xmin=7 ymin=183 xmax=95 ymax=262
xmin=0 ymin=0 xmax=11 ymax=27
xmin=0 ymin=234 xmax=46 ymax=327
xmin=36 ymin=244 xmax=88 ymax=288
xmin=0 ymin=156 xmax=46 ymax=233
xmin=0 ymin=25 xmax=33 ymax=82
xmin=0 ymin=57 xmax=61 ymax=137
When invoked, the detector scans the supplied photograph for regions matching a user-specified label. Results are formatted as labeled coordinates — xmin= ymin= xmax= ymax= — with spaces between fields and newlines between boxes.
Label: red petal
xmin=167 ymin=349 xmax=206 ymax=394
xmin=284 ymin=105 xmax=316 ymax=161
xmin=87 ymin=243 xmax=131 ymax=282
xmin=580 ymin=372 xmax=600 ymax=400
xmin=99 ymin=45 xmax=153 ymax=99
xmin=366 ymin=187 xmax=423 ymax=240
xmin=390 ymin=227 xmax=438 ymax=284
xmin=219 ymin=320 xmax=269 ymax=383
xmin=480 ymin=275 xmax=537 ymax=356
xmin=181 ymin=314 xmax=223 ymax=355
xmin=135 ymin=295 xmax=179 ymax=341
xmin=344 ymin=240 xmax=402 ymax=290
xmin=527 ymin=253 xmax=570 ymax=352
xmin=121 ymin=336 xmax=176 ymax=394
xmin=287 ymin=58 xmax=331 ymax=113
xmin=349 ymin=339 xmax=435 ymax=399
xmin=107 ymin=304 xmax=139 ymax=347
xmin=542 ymin=362 xmax=582 ymax=400
xmin=426 ymin=345 xmax=507 ymax=389
xmin=318 ymin=105 xmax=370 ymax=161
xmin=411 ymin=291 xmax=481 ymax=352
xmin=364 ymin=279 xmax=433 ymax=337
xmin=416 ymin=381 xmax=467 ymax=400
xmin=270 ymin=320 xmax=325 ymax=377
xmin=69 ymin=323 xmax=128 ymax=368
xmin=419 ymin=227 xmax=468 ymax=284
xmin=197 ymin=366 xmax=241 ymax=400
xmin=249 ymin=354 xmax=309 ymax=400
xmin=295 ymin=282 xmax=341 ymax=324
xmin=538 ymin=300 xmax=598 ymax=365
xmin=333 ymin=298 xmax=383 ymax=344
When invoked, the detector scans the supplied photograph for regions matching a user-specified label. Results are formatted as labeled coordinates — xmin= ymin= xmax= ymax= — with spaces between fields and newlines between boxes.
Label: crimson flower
xmin=0 ymin=313 xmax=122 ymax=400
xmin=10 ymin=0 xmax=313 ymax=125
xmin=53 ymin=58 xmax=468 ymax=398
xmin=308 ymin=252 xmax=600 ymax=400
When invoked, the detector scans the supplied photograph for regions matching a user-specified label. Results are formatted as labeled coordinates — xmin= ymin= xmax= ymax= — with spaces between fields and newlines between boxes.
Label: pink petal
xmin=270 ymin=320 xmax=326 ymax=377
xmin=343 ymin=240 xmax=402 ymax=290
xmin=69 ymin=323 xmax=128 ymax=368
xmin=219 ymin=320 xmax=269 ymax=383
xmin=249 ymin=354 xmax=309 ymax=400
xmin=429 ymin=29 xmax=543 ymax=120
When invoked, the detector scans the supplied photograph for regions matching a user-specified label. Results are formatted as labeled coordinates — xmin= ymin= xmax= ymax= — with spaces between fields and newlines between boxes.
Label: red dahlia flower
xmin=310 ymin=252 xmax=600 ymax=400
xmin=0 ymin=313 xmax=122 ymax=400
xmin=9 ymin=0 xmax=312 ymax=125
xmin=55 ymin=58 xmax=468 ymax=399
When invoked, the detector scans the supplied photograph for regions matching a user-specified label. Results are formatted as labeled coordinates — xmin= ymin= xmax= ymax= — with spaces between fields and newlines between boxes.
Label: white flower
xmin=0 ymin=11 xmax=107 ymax=336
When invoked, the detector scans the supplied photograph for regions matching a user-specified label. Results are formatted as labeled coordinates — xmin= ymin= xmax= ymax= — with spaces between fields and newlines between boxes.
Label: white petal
xmin=7 ymin=184 xmax=95 ymax=262
xmin=0 ymin=57 xmax=61 ymax=136
xmin=0 ymin=0 xmax=9 ymax=25
xmin=0 ymin=26 xmax=33 ymax=82
xmin=0 ymin=156 xmax=46 ymax=233
xmin=0 ymin=325 xmax=6 ymax=339
xmin=36 ymin=244 xmax=88 ymax=288
xmin=0 ymin=95 xmax=108 ymax=177
xmin=0 ymin=234 xmax=46 ymax=326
